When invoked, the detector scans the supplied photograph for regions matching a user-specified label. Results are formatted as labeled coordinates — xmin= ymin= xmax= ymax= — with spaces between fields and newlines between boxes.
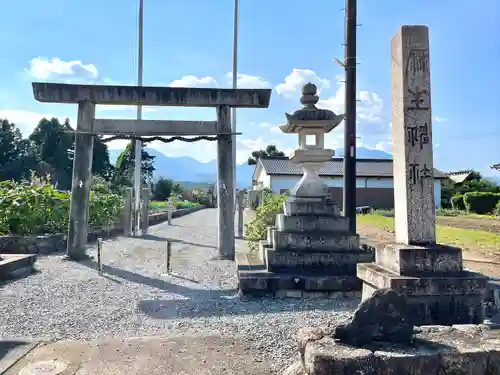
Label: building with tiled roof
xmin=252 ymin=156 xmax=448 ymax=209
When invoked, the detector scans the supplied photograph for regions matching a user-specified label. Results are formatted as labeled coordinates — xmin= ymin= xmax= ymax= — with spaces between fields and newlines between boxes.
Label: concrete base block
xmin=376 ymin=243 xmax=464 ymax=276
xmin=266 ymin=248 xmax=373 ymax=273
xmin=300 ymin=325 xmax=500 ymax=375
xmin=238 ymin=271 xmax=361 ymax=297
xmin=0 ymin=254 xmax=37 ymax=281
xmin=357 ymin=263 xmax=487 ymax=326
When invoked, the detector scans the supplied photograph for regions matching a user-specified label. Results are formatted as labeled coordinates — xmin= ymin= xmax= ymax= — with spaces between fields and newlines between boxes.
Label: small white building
xmin=252 ymin=157 xmax=447 ymax=209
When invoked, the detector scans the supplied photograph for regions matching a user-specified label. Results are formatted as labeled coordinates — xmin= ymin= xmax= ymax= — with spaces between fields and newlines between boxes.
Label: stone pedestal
xmin=238 ymin=198 xmax=373 ymax=297
xmin=357 ymin=243 xmax=487 ymax=325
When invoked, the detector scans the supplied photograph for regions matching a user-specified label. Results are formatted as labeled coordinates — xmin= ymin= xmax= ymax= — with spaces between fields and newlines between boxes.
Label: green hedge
xmin=495 ymin=201 xmax=500 ymax=216
xmin=450 ymin=195 xmax=465 ymax=211
xmin=245 ymin=193 xmax=287 ymax=251
xmin=463 ymin=192 xmax=500 ymax=214
xmin=0 ymin=178 xmax=123 ymax=235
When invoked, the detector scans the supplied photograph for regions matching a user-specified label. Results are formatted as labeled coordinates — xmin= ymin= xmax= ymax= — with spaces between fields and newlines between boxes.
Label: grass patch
xmin=149 ymin=200 xmax=199 ymax=212
xmin=372 ymin=208 xmax=498 ymax=220
xmin=357 ymin=214 xmax=500 ymax=251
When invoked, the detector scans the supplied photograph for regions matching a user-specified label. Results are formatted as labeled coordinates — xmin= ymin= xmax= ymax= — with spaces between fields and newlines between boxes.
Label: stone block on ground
xmin=0 ymin=254 xmax=37 ymax=281
xmin=357 ymin=263 xmax=487 ymax=326
xmin=295 ymin=324 xmax=500 ymax=375
xmin=238 ymin=271 xmax=361 ymax=296
xmin=333 ymin=288 xmax=415 ymax=346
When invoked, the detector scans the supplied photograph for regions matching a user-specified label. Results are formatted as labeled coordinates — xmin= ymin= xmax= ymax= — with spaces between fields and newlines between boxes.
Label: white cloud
xmin=434 ymin=116 xmax=448 ymax=122
xmin=169 ymin=75 xmax=218 ymax=87
xmin=275 ymin=69 xmax=331 ymax=98
xmin=319 ymin=81 xmax=384 ymax=123
xmin=26 ymin=57 xmax=98 ymax=82
xmin=226 ymin=73 xmax=272 ymax=88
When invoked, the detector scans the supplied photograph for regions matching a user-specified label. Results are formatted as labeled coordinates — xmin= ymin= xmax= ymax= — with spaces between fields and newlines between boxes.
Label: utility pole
xmin=133 ymin=0 xmax=144 ymax=236
xmin=231 ymin=0 xmax=239 ymax=209
xmin=343 ymin=0 xmax=357 ymax=234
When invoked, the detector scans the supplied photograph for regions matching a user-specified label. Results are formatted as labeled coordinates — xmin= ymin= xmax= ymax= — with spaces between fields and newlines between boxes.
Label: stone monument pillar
xmin=357 ymin=26 xmax=487 ymax=325
xmin=237 ymin=83 xmax=374 ymax=297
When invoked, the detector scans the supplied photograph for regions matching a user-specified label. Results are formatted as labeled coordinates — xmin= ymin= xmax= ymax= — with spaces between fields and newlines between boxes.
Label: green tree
xmin=0 ymin=118 xmax=23 ymax=180
xmin=92 ymin=136 xmax=114 ymax=179
xmin=247 ymin=144 xmax=285 ymax=165
xmin=151 ymin=177 xmax=175 ymax=201
xmin=29 ymin=117 xmax=74 ymax=190
xmin=114 ymin=141 xmax=156 ymax=187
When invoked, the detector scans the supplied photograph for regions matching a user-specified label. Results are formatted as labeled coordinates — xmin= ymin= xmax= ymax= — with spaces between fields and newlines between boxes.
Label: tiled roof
xmin=259 ymin=157 xmax=448 ymax=179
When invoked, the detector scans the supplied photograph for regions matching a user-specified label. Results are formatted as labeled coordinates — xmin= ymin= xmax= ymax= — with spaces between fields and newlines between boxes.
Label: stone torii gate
xmin=31 ymin=82 xmax=271 ymax=261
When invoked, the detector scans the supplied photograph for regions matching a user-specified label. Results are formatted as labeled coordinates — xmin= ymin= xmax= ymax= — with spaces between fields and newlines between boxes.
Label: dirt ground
xmin=358 ymin=222 xmax=500 ymax=279
xmin=436 ymin=216 xmax=500 ymax=233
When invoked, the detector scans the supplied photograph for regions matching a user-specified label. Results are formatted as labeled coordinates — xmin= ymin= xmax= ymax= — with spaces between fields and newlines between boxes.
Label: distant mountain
xmin=108 ymin=148 xmax=254 ymax=188
xmin=108 ymin=146 xmax=392 ymax=188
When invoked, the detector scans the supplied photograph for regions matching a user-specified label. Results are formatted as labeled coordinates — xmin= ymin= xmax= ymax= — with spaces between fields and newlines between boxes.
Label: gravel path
xmin=0 ymin=209 xmax=358 ymax=370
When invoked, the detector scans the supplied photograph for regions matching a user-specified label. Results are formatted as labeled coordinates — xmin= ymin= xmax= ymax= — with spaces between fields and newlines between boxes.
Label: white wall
xmin=266 ymin=175 xmax=442 ymax=208
xmin=254 ymin=167 xmax=271 ymax=189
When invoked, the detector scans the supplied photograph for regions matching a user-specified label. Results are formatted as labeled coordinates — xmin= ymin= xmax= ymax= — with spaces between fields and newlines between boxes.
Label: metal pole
xmin=133 ymin=0 xmax=144 ymax=236
xmin=343 ymin=0 xmax=357 ymax=234
xmin=231 ymin=0 xmax=239 ymax=209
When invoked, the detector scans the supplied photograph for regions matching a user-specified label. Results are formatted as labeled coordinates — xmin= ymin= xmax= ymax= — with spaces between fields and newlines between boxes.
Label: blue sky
xmin=1 ymin=0 xmax=499 ymax=176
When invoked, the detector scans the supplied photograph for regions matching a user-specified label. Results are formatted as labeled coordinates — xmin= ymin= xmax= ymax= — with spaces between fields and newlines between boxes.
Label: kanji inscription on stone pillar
xmin=391 ymin=25 xmax=436 ymax=245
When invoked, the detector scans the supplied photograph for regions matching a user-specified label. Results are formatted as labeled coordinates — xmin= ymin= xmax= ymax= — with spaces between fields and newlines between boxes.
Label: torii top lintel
xmin=32 ymin=82 xmax=271 ymax=108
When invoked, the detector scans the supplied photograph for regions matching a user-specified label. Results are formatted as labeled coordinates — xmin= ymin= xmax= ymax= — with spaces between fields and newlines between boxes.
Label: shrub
xmin=495 ymin=201 xmax=500 ymax=217
xmin=244 ymin=193 xmax=288 ymax=251
xmin=463 ymin=192 xmax=500 ymax=214
xmin=450 ymin=195 xmax=465 ymax=211
xmin=0 ymin=176 xmax=123 ymax=235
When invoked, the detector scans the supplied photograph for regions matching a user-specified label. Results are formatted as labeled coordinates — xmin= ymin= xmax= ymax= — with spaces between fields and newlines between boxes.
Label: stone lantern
xmin=279 ymin=82 xmax=344 ymax=201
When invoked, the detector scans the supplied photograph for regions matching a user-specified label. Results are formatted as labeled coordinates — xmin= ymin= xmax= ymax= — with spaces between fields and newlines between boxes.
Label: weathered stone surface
xmin=297 ymin=324 xmax=500 ymax=375
xmin=358 ymin=264 xmax=487 ymax=325
xmin=238 ymin=271 xmax=361 ymax=296
xmin=358 ymin=263 xmax=487 ymax=296
xmin=376 ymin=243 xmax=463 ymax=276
xmin=303 ymin=337 xmax=373 ymax=375
xmin=276 ymin=213 xmax=349 ymax=233
xmin=283 ymin=199 xmax=341 ymax=217
xmin=391 ymin=25 xmax=436 ymax=245
xmin=334 ymin=289 xmax=415 ymax=346
xmin=272 ymin=230 xmax=359 ymax=252
xmin=266 ymin=248 xmax=373 ymax=273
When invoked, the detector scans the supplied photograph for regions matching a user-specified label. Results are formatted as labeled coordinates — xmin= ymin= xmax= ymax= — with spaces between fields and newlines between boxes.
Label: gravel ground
xmin=0 ymin=209 xmax=358 ymax=370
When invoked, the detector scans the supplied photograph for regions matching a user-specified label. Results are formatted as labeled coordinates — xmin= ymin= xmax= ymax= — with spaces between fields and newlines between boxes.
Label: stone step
xmin=276 ymin=214 xmax=349 ymax=233
xmin=272 ymin=230 xmax=360 ymax=251
xmin=238 ymin=270 xmax=361 ymax=297
xmin=284 ymin=200 xmax=341 ymax=217
xmin=235 ymin=253 xmax=266 ymax=271
xmin=258 ymin=240 xmax=272 ymax=262
xmin=266 ymin=248 xmax=374 ymax=273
